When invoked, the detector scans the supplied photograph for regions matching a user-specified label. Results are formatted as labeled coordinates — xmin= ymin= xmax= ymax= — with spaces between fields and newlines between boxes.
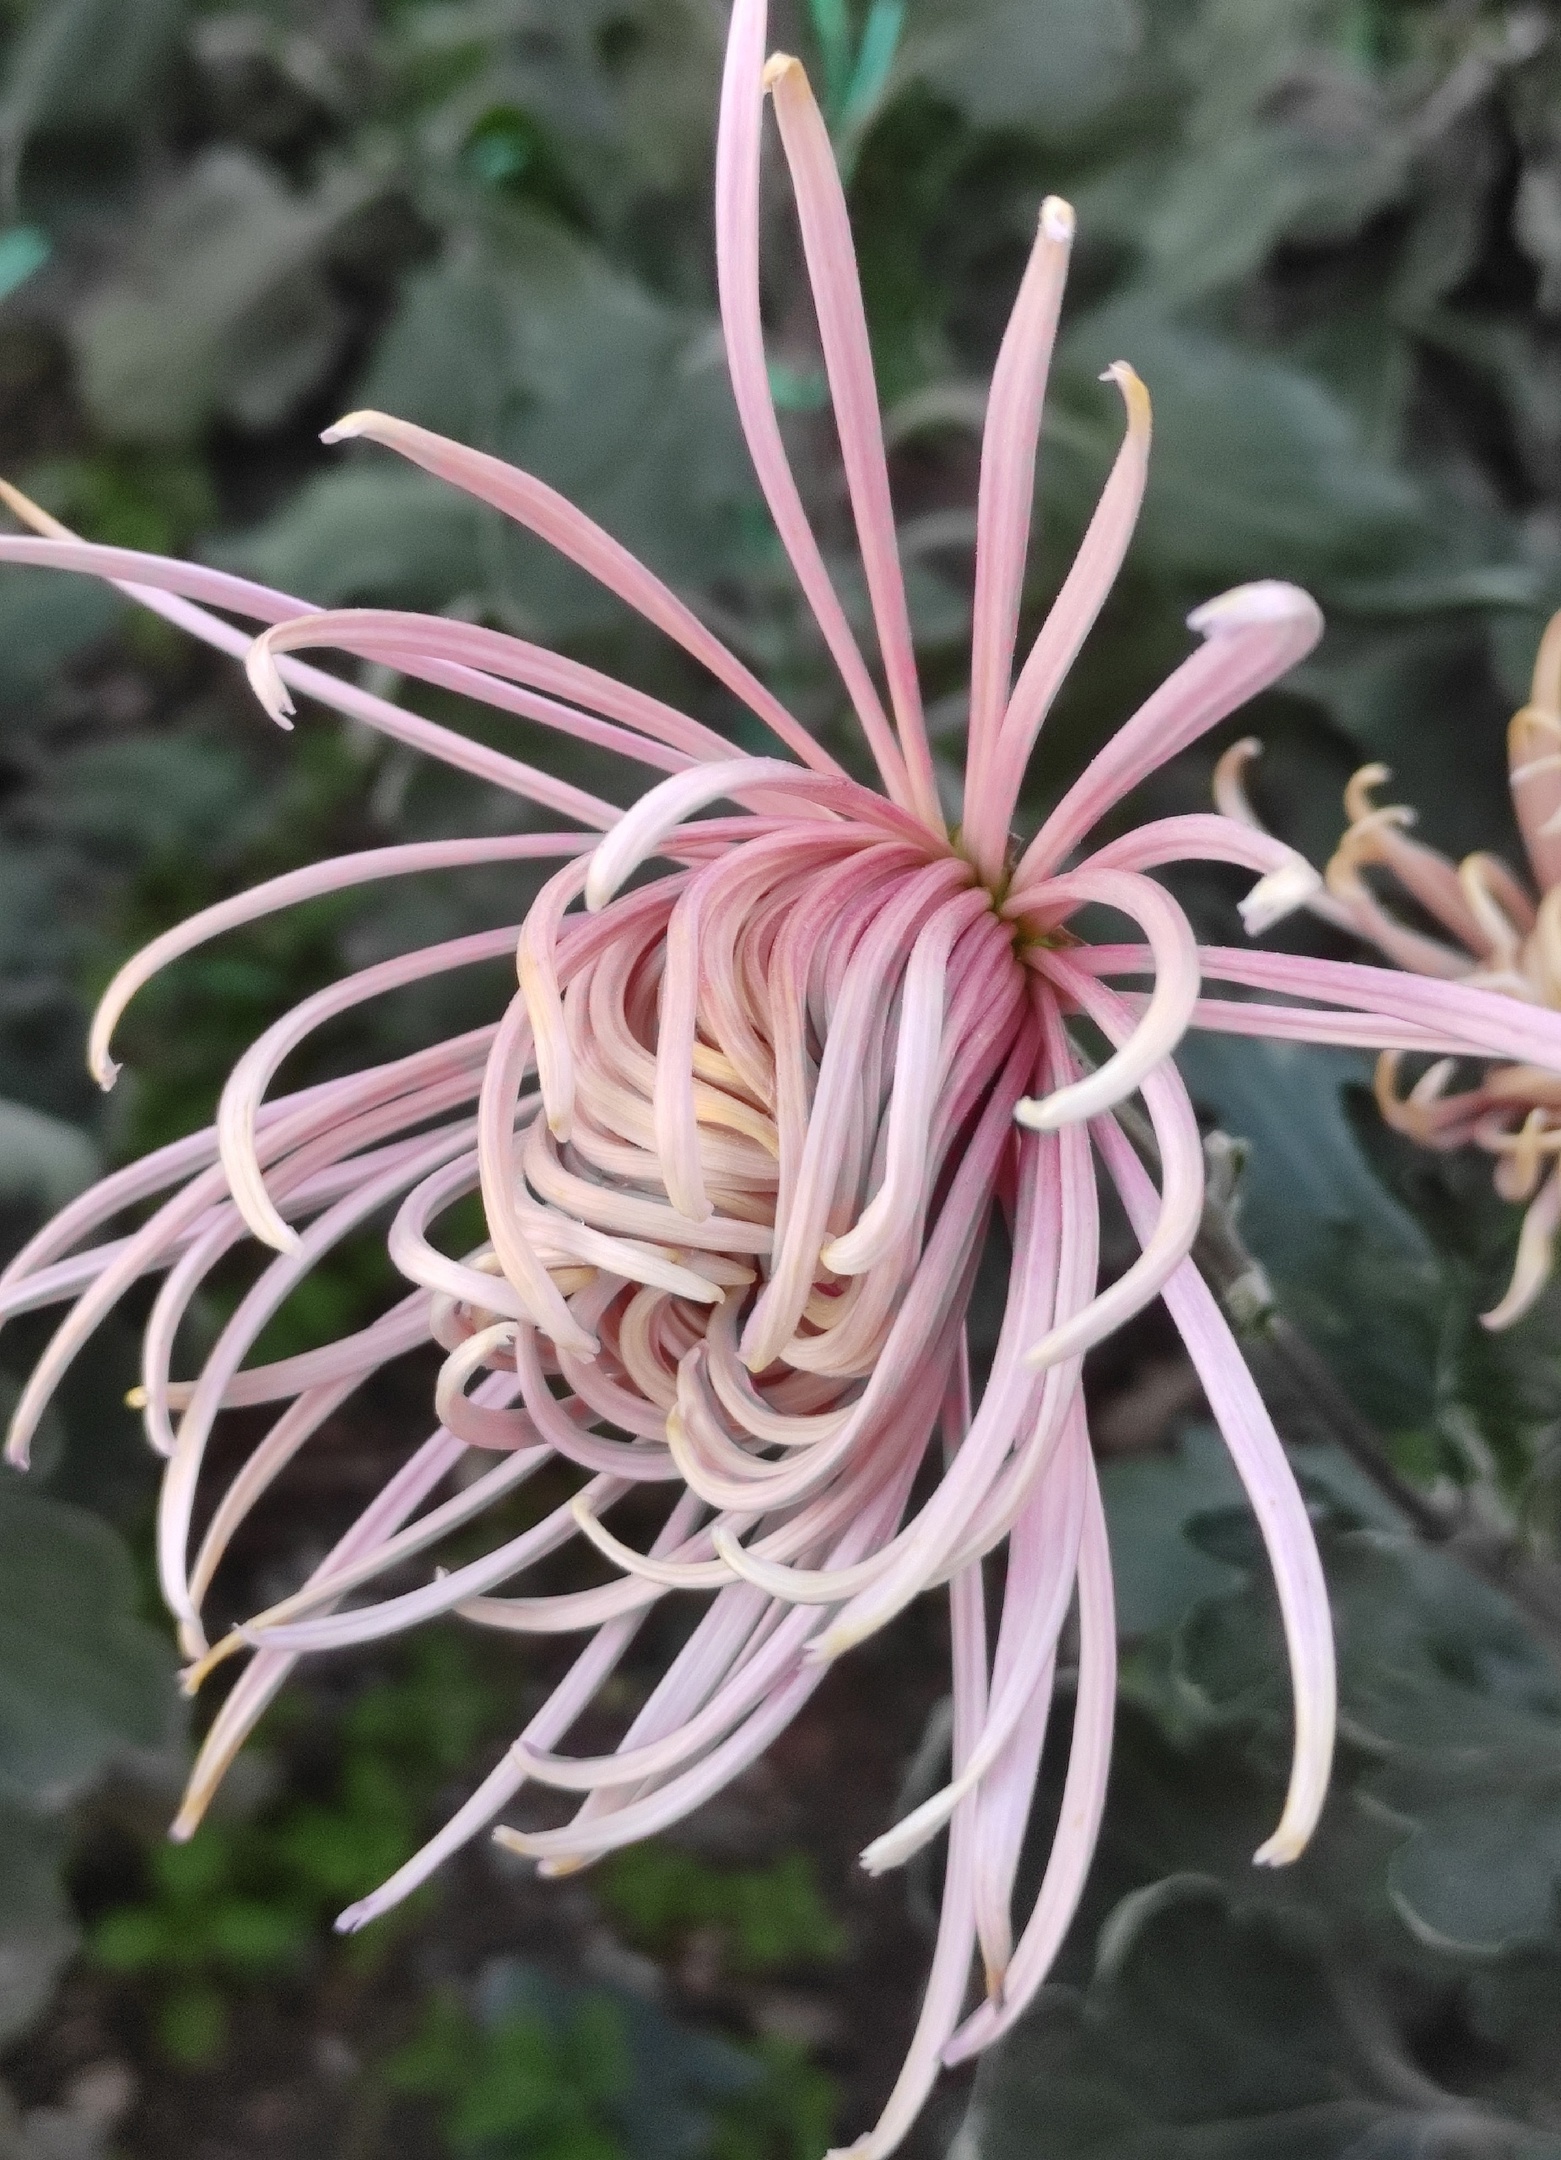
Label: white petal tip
xmin=1187 ymin=582 xmax=1322 ymax=637
xmin=1239 ymin=857 xmax=1323 ymax=936
xmin=763 ymin=50 xmax=802 ymax=89
xmin=1252 ymin=1830 xmax=1305 ymax=1869
xmin=3 ymin=1437 xmax=30 ymax=1472
xmin=90 ymin=1053 xmax=121 ymax=1091
xmin=334 ymin=1906 xmax=369 ymax=1934
xmin=1013 ymin=1092 xmax=1064 ymax=1133
xmin=491 ymin=1827 xmax=536 ymax=1859
xmin=1040 ymin=195 xmax=1075 ymax=242
xmin=319 ymin=411 xmax=374 ymax=445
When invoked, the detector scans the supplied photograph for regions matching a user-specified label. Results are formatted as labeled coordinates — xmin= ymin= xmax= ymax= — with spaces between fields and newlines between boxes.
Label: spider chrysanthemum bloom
xmin=6 ymin=6 xmax=1561 ymax=2150
xmin=1221 ymin=607 xmax=1561 ymax=1334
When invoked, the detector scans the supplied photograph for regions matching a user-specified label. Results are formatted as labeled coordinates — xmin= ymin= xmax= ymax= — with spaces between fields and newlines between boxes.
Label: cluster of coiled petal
xmin=5 ymin=8 xmax=1561 ymax=2153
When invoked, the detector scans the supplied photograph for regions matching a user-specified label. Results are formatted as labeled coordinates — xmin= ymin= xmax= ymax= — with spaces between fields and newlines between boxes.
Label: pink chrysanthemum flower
xmin=1221 ymin=607 xmax=1561 ymax=1334
xmin=5 ymin=7 xmax=1561 ymax=2149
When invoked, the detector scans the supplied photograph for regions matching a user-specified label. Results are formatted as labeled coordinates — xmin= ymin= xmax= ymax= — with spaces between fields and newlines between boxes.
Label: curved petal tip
xmin=1188 ymin=581 xmax=1323 ymax=638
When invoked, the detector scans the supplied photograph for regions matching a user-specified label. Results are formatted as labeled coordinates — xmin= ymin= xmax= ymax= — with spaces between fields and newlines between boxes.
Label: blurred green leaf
xmin=900 ymin=0 xmax=1144 ymax=136
xmin=0 ymin=1098 xmax=97 ymax=1213
xmin=598 ymin=1845 xmax=846 ymax=1975
xmin=1099 ymin=1425 xmax=1248 ymax=1640
xmin=0 ymin=568 xmax=122 ymax=715
xmin=0 ymin=1801 xmax=73 ymax=2049
xmin=214 ymin=465 xmax=489 ymax=610
xmin=0 ymin=224 xmax=47 ymax=301
xmin=0 ymin=1478 xmax=175 ymax=1804
xmin=466 ymin=1959 xmax=784 ymax=2160
xmin=69 ymin=149 xmax=376 ymax=442
xmin=962 ymin=1876 xmax=1561 ymax=2160
xmin=0 ymin=0 xmax=185 ymax=198
xmin=155 ymin=1980 xmax=229 ymax=2067
xmin=1055 ymin=306 xmax=1444 ymax=595
xmin=350 ymin=212 xmax=757 ymax=639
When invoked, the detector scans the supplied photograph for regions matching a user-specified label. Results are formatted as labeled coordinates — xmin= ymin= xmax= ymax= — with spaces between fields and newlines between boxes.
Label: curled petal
xmin=1015 ymin=870 xmax=1200 ymax=1133
xmin=1481 ymin=1160 xmax=1561 ymax=1330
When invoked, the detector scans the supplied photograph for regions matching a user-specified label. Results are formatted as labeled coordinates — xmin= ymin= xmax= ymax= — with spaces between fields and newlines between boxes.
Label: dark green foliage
xmin=961 ymin=1433 xmax=1561 ymax=2156
xmin=388 ymin=1987 xmax=634 ymax=2160
xmin=387 ymin=1963 xmax=836 ymax=2160
xmin=597 ymin=1847 xmax=847 ymax=1976
xmin=84 ymin=1634 xmax=496 ymax=2064
xmin=0 ymin=1475 xmax=175 ymax=1804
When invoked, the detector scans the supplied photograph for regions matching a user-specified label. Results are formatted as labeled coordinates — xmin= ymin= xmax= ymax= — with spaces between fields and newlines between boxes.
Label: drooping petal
xmin=1093 ymin=1115 xmax=1335 ymax=1865
xmin=0 ymin=513 xmax=616 ymax=827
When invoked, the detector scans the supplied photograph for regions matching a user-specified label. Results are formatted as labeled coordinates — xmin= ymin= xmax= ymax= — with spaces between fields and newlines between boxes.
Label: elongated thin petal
xmin=1017 ymin=582 xmax=1323 ymax=885
xmin=967 ymin=363 xmax=1149 ymax=874
xmin=319 ymin=413 xmax=841 ymax=780
xmin=765 ymin=54 xmax=940 ymax=829
xmin=0 ymin=519 xmax=616 ymax=827
xmin=88 ymin=835 xmax=586 ymax=1092
xmin=715 ymin=0 xmax=918 ymax=812
xmin=963 ymin=198 xmax=1075 ymax=875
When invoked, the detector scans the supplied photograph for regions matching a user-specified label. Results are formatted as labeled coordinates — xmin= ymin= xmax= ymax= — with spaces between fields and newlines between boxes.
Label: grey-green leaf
xmin=962 ymin=1877 xmax=1561 ymax=2160
xmin=0 ymin=1802 xmax=74 ymax=2051
xmin=0 ymin=1479 xmax=176 ymax=1806
xmin=69 ymin=150 xmax=375 ymax=443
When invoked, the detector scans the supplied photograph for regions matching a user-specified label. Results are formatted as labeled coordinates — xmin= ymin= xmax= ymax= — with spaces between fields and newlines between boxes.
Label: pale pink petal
xmin=765 ymin=55 xmax=940 ymax=828
xmin=215 ymin=929 xmax=519 ymax=1253
xmin=968 ymin=364 xmax=1150 ymax=874
xmin=1016 ymin=582 xmax=1324 ymax=885
xmin=171 ymin=1427 xmax=467 ymax=1837
xmin=1094 ymin=1110 xmax=1336 ymax=1864
xmin=1188 ymin=945 xmax=1561 ymax=1072
xmin=584 ymin=758 xmax=925 ymax=911
xmin=1043 ymin=812 xmax=1320 ymax=936
xmin=1015 ymin=869 xmax=1200 ymax=1132
xmin=246 ymin=608 xmax=730 ymax=767
xmin=87 ymin=835 xmax=587 ymax=1092
xmin=827 ymin=1373 xmax=986 ymax=2160
xmin=715 ymin=0 xmax=919 ymax=812
xmin=1480 ymin=1160 xmax=1561 ymax=1328
xmin=1021 ymin=963 xmax=1204 ymax=1370
xmin=941 ymin=1452 xmax=1116 ymax=2062
xmin=317 ymin=413 xmax=841 ymax=779
xmin=963 ymin=199 xmax=1076 ymax=878
xmin=0 ymin=525 xmax=615 ymax=826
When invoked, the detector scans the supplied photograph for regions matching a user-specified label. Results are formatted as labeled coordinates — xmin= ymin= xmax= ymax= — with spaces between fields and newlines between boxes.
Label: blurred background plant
xmin=4 ymin=0 xmax=1561 ymax=2154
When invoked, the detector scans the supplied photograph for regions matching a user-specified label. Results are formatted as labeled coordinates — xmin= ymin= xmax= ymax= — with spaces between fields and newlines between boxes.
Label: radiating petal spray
xmin=4 ymin=6 xmax=1559 ymax=2151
